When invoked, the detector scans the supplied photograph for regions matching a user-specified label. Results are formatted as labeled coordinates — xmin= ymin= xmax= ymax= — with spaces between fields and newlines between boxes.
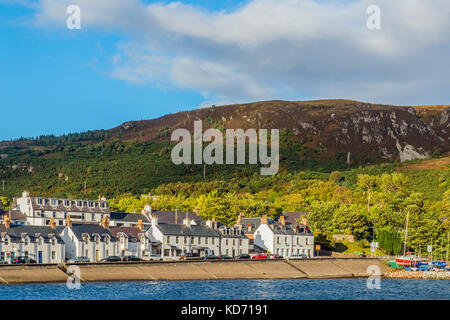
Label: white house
xmin=60 ymin=217 xmax=118 ymax=262
xmin=15 ymin=191 xmax=111 ymax=227
xmin=146 ymin=216 xmax=221 ymax=259
xmin=110 ymin=224 xmax=151 ymax=258
xmin=0 ymin=217 xmax=65 ymax=263
xmin=216 ymin=224 xmax=249 ymax=257
xmin=254 ymin=215 xmax=314 ymax=257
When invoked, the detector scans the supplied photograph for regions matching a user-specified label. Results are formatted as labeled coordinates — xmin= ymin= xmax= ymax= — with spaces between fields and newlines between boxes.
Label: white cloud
xmin=30 ymin=0 xmax=450 ymax=104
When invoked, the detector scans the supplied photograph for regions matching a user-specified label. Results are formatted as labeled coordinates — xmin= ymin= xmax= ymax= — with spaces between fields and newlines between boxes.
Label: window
xmin=175 ymin=236 xmax=179 ymax=244
xmin=0 ymin=252 xmax=4 ymax=261
xmin=5 ymin=238 xmax=8 ymax=245
xmin=184 ymin=237 xmax=187 ymax=244
xmin=24 ymin=238 xmax=29 ymax=245
xmin=51 ymin=199 xmax=57 ymax=206
xmin=64 ymin=200 xmax=70 ymax=206
xmin=37 ymin=198 xmax=43 ymax=205
xmin=91 ymin=214 xmax=95 ymax=221
xmin=277 ymin=237 xmax=280 ymax=245
xmin=297 ymin=237 xmax=300 ymax=245
xmin=225 ymin=239 xmax=228 ymax=246
xmin=52 ymin=238 xmax=56 ymax=246
xmin=24 ymin=251 xmax=29 ymax=257
xmin=51 ymin=251 xmax=56 ymax=260
xmin=205 ymin=237 xmax=208 ymax=245
xmin=81 ymin=214 xmax=85 ymax=220
xmin=52 ymin=212 xmax=56 ymax=218
xmin=306 ymin=238 xmax=309 ymax=245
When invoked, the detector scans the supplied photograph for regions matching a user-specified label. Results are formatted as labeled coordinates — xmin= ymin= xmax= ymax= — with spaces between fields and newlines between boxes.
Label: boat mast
xmin=403 ymin=210 xmax=409 ymax=257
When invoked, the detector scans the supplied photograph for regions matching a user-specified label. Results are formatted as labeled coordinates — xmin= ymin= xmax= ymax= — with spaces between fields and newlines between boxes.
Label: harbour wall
xmin=0 ymin=258 xmax=386 ymax=284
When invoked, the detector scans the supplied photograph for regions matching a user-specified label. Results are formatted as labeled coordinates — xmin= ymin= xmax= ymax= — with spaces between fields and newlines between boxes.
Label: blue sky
xmin=0 ymin=0 xmax=449 ymax=141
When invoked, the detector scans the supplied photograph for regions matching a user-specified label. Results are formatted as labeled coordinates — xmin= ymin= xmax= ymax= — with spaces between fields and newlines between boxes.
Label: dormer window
xmin=50 ymin=199 xmax=57 ymax=206
xmin=24 ymin=237 xmax=29 ymax=245
xmin=5 ymin=237 xmax=9 ymax=245
xmin=64 ymin=200 xmax=70 ymax=206
xmin=37 ymin=198 xmax=43 ymax=205
xmin=52 ymin=238 xmax=56 ymax=246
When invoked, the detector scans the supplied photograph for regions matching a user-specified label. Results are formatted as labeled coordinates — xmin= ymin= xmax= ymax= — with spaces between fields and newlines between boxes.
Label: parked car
xmin=287 ymin=254 xmax=307 ymax=260
xmin=237 ymin=254 xmax=251 ymax=259
xmin=101 ymin=256 xmax=122 ymax=262
xmin=68 ymin=256 xmax=90 ymax=263
xmin=12 ymin=256 xmax=37 ymax=264
xmin=268 ymin=254 xmax=283 ymax=259
xmin=204 ymin=255 xmax=220 ymax=260
xmin=143 ymin=254 xmax=163 ymax=261
xmin=180 ymin=253 xmax=203 ymax=261
xmin=219 ymin=255 xmax=232 ymax=260
xmin=122 ymin=255 xmax=142 ymax=262
xmin=251 ymin=254 xmax=268 ymax=260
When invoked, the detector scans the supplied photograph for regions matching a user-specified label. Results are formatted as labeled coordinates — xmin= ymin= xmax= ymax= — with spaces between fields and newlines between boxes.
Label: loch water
xmin=0 ymin=279 xmax=449 ymax=300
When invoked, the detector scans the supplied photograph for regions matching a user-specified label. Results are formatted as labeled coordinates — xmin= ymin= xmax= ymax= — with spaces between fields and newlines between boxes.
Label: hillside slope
xmin=0 ymin=99 xmax=448 ymax=198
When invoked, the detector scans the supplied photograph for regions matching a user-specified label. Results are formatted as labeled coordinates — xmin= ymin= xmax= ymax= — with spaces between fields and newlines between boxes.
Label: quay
xmin=0 ymin=257 xmax=387 ymax=284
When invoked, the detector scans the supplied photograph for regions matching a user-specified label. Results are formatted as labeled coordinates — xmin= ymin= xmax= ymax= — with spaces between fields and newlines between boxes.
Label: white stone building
xmin=146 ymin=216 xmax=221 ymax=259
xmin=15 ymin=191 xmax=111 ymax=227
xmin=0 ymin=218 xmax=65 ymax=263
xmin=216 ymin=225 xmax=249 ymax=257
xmin=60 ymin=217 xmax=118 ymax=262
xmin=110 ymin=224 xmax=151 ymax=258
xmin=254 ymin=215 xmax=314 ymax=257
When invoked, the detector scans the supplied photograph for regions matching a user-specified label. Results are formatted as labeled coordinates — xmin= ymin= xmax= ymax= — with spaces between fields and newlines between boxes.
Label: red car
xmin=252 ymin=254 xmax=268 ymax=260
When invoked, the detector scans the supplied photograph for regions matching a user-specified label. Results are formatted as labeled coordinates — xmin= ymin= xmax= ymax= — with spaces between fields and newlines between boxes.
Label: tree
xmin=377 ymin=227 xmax=402 ymax=255
xmin=357 ymin=174 xmax=378 ymax=214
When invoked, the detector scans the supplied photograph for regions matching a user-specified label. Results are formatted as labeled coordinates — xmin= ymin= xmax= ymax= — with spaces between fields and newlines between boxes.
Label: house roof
xmin=110 ymin=226 xmax=145 ymax=240
xmin=267 ymin=223 xmax=313 ymax=236
xmin=0 ymin=225 xmax=64 ymax=243
xmin=151 ymin=211 xmax=203 ymax=225
xmin=156 ymin=223 xmax=220 ymax=237
xmin=31 ymin=197 xmax=110 ymax=214
xmin=68 ymin=224 xmax=115 ymax=241
xmin=276 ymin=212 xmax=308 ymax=225
xmin=0 ymin=210 xmax=27 ymax=221
xmin=110 ymin=212 xmax=150 ymax=223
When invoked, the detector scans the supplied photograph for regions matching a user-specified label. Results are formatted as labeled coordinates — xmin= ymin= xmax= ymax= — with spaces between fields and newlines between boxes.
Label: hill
xmin=0 ymin=99 xmax=448 ymax=199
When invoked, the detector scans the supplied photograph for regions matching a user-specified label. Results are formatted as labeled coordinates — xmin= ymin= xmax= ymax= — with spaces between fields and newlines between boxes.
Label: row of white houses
xmin=0 ymin=193 xmax=314 ymax=263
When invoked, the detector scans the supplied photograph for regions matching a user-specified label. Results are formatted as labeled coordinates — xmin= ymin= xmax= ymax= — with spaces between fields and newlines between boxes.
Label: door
xmin=38 ymin=251 xmax=43 ymax=264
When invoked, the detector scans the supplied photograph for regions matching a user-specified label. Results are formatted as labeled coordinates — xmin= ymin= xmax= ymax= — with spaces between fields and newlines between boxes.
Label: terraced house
xmin=254 ymin=215 xmax=314 ymax=257
xmin=15 ymin=191 xmax=111 ymax=226
xmin=0 ymin=217 xmax=65 ymax=263
xmin=61 ymin=217 xmax=117 ymax=262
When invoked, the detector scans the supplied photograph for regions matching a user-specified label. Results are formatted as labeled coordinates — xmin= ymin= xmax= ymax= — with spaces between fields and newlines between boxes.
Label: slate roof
xmin=151 ymin=211 xmax=203 ymax=225
xmin=156 ymin=223 xmax=220 ymax=237
xmin=276 ymin=212 xmax=308 ymax=225
xmin=110 ymin=227 xmax=146 ymax=242
xmin=268 ymin=223 xmax=313 ymax=236
xmin=0 ymin=225 xmax=64 ymax=243
xmin=69 ymin=224 xmax=116 ymax=242
xmin=31 ymin=197 xmax=110 ymax=214
xmin=110 ymin=212 xmax=151 ymax=223
xmin=238 ymin=217 xmax=274 ymax=232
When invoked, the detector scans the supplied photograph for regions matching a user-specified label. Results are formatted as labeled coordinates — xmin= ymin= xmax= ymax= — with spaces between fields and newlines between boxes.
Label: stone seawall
xmin=0 ymin=258 xmax=386 ymax=284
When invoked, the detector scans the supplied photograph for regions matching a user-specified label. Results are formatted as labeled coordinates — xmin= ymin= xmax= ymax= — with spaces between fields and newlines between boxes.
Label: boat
xmin=395 ymin=256 xmax=427 ymax=267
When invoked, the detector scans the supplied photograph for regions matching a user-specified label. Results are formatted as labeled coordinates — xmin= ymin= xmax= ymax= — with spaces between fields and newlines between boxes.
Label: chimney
xmin=212 ymin=217 xmax=217 ymax=230
xmin=183 ymin=217 xmax=191 ymax=226
xmin=3 ymin=215 xmax=11 ymax=229
xmin=206 ymin=220 xmax=213 ymax=228
xmin=65 ymin=216 xmax=72 ymax=227
xmin=101 ymin=216 xmax=110 ymax=229
xmin=137 ymin=219 xmax=144 ymax=231
xmin=193 ymin=207 xmax=199 ymax=215
xmin=48 ymin=218 xmax=57 ymax=230
xmin=261 ymin=214 xmax=268 ymax=225
xmin=279 ymin=215 xmax=286 ymax=226
xmin=236 ymin=213 xmax=244 ymax=225
xmin=22 ymin=190 xmax=30 ymax=198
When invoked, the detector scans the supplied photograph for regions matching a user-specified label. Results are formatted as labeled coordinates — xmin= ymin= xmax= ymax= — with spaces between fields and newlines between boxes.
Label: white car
xmin=142 ymin=254 xmax=163 ymax=261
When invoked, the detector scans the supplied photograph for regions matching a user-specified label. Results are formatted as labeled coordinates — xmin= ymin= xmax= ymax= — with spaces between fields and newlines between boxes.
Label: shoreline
xmin=1 ymin=258 xmax=448 ymax=285
xmin=0 ymin=258 xmax=386 ymax=285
